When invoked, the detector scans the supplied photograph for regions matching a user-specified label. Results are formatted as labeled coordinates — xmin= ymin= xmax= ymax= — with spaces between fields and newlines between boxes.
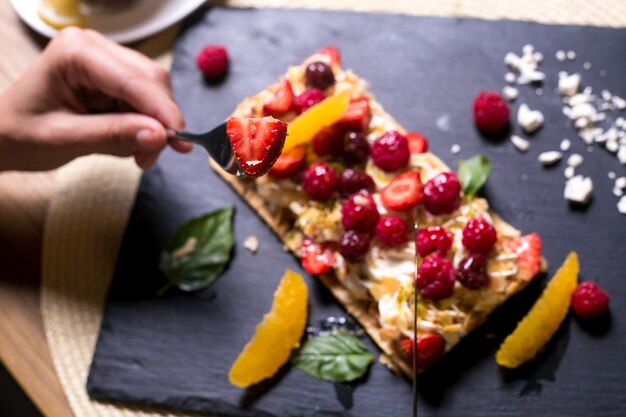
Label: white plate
xmin=10 ymin=0 xmax=206 ymax=44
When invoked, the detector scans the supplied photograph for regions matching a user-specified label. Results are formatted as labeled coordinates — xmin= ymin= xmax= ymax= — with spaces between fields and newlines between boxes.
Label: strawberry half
xmin=407 ymin=131 xmax=429 ymax=154
xmin=268 ymin=145 xmax=306 ymax=179
xmin=226 ymin=117 xmax=288 ymax=177
xmin=263 ymin=79 xmax=294 ymax=117
xmin=381 ymin=171 xmax=424 ymax=211
xmin=417 ymin=334 xmax=445 ymax=370
xmin=301 ymin=240 xmax=335 ymax=275
xmin=511 ymin=233 xmax=542 ymax=280
xmin=338 ymin=97 xmax=370 ymax=132
xmin=306 ymin=45 xmax=341 ymax=66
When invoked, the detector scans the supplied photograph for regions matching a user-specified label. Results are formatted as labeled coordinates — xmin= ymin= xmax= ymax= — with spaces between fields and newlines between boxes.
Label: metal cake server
xmin=168 ymin=122 xmax=246 ymax=177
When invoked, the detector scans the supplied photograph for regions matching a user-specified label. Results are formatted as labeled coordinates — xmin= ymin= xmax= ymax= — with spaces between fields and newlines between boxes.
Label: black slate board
xmin=87 ymin=6 xmax=626 ymax=417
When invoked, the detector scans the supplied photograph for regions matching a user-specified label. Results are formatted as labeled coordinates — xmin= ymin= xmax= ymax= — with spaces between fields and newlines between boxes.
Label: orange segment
xmin=229 ymin=269 xmax=308 ymax=387
xmin=38 ymin=0 xmax=85 ymax=29
xmin=496 ymin=252 xmax=579 ymax=368
xmin=283 ymin=91 xmax=350 ymax=152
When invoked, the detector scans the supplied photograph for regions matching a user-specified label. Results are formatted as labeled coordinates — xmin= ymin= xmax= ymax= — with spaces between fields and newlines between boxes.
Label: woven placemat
xmin=41 ymin=2 xmax=626 ymax=417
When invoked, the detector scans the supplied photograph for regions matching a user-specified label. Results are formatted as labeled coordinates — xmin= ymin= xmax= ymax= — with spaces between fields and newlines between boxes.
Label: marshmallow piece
xmin=560 ymin=139 xmax=571 ymax=151
xmin=502 ymin=85 xmax=519 ymax=101
xmin=538 ymin=151 xmax=562 ymax=166
xmin=564 ymin=175 xmax=593 ymax=204
xmin=618 ymin=196 xmax=626 ymax=215
xmin=510 ymin=135 xmax=530 ymax=152
xmin=558 ymin=72 xmax=581 ymax=97
xmin=567 ymin=153 xmax=584 ymax=168
xmin=517 ymin=103 xmax=544 ymax=133
xmin=564 ymin=166 xmax=575 ymax=179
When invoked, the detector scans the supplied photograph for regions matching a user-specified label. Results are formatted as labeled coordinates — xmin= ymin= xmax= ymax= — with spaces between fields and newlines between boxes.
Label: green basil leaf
xmin=292 ymin=332 xmax=373 ymax=383
xmin=458 ymin=154 xmax=491 ymax=199
xmin=159 ymin=207 xmax=235 ymax=292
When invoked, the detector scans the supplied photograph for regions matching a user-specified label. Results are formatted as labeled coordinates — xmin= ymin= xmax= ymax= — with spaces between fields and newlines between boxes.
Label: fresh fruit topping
xmin=462 ymin=217 xmax=497 ymax=255
xmin=342 ymin=131 xmax=370 ymax=165
xmin=371 ymin=131 xmax=410 ymax=171
xmin=226 ymin=117 xmax=287 ymax=177
xmin=38 ymin=0 xmax=85 ymax=29
xmin=228 ymin=269 xmax=308 ymax=388
xmin=423 ymin=171 xmax=462 ymax=215
xmin=294 ymin=88 xmax=326 ymax=114
xmin=284 ymin=91 xmax=350 ymax=151
xmin=473 ymin=91 xmax=510 ymax=133
xmin=268 ymin=145 xmax=306 ymax=179
xmin=301 ymin=162 xmax=337 ymax=201
xmin=457 ymin=254 xmax=490 ymax=289
xmin=196 ymin=44 xmax=229 ymax=80
xmin=406 ymin=132 xmax=429 ymax=154
xmin=339 ymin=230 xmax=371 ymax=262
xmin=511 ymin=233 xmax=542 ymax=280
xmin=338 ymin=168 xmax=375 ymax=197
xmin=338 ymin=97 xmax=371 ymax=133
xmin=311 ymin=45 xmax=342 ymax=66
xmin=416 ymin=226 xmax=453 ymax=257
xmin=341 ymin=190 xmax=380 ymax=234
xmin=312 ymin=126 xmax=344 ymax=157
xmin=496 ymin=252 xmax=579 ymax=369
xmin=399 ymin=337 xmax=414 ymax=362
xmin=417 ymin=334 xmax=445 ymax=370
xmin=305 ymin=61 xmax=335 ymax=90
xmin=571 ymin=282 xmax=610 ymax=320
xmin=263 ymin=79 xmax=294 ymax=117
xmin=375 ymin=217 xmax=409 ymax=246
xmin=301 ymin=241 xmax=336 ymax=275
xmin=417 ymin=255 xmax=457 ymax=300
xmin=381 ymin=171 xmax=423 ymax=211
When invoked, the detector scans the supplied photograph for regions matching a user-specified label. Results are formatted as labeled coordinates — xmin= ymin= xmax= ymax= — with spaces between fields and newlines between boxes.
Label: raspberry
xmin=375 ymin=217 xmax=409 ymax=246
xmin=301 ymin=162 xmax=337 ymax=201
xmin=294 ymin=88 xmax=326 ymax=114
xmin=371 ymin=131 xmax=410 ymax=171
xmin=417 ymin=255 xmax=456 ymax=300
xmin=196 ymin=44 xmax=229 ymax=80
xmin=338 ymin=230 xmax=371 ymax=262
xmin=312 ymin=126 xmax=344 ymax=157
xmin=423 ymin=171 xmax=461 ymax=215
xmin=457 ymin=254 xmax=490 ymax=289
xmin=571 ymin=282 xmax=610 ymax=320
xmin=462 ymin=217 xmax=497 ymax=255
xmin=338 ymin=168 xmax=375 ymax=197
xmin=342 ymin=131 xmax=370 ymax=165
xmin=341 ymin=190 xmax=380 ymax=234
xmin=305 ymin=61 xmax=335 ymax=90
xmin=417 ymin=334 xmax=445 ymax=370
xmin=416 ymin=226 xmax=452 ymax=257
xmin=473 ymin=91 xmax=510 ymax=133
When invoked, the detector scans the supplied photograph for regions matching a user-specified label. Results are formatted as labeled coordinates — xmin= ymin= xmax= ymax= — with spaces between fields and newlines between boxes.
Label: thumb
xmin=61 ymin=113 xmax=168 ymax=157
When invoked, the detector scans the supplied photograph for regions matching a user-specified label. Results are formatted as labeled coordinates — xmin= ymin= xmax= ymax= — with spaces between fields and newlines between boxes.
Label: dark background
xmin=0 ymin=363 xmax=43 ymax=417
xmin=86 ymin=6 xmax=626 ymax=417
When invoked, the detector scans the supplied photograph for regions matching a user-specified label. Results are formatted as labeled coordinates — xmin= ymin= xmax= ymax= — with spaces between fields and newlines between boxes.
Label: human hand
xmin=0 ymin=27 xmax=192 ymax=171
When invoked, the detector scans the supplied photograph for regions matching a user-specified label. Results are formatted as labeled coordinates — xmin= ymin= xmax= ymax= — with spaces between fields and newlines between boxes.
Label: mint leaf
xmin=159 ymin=208 xmax=235 ymax=292
xmin=458 ymin=155 xmax=491 ymax=200
xmin=292 ymin=332 xmax=373 ymax=382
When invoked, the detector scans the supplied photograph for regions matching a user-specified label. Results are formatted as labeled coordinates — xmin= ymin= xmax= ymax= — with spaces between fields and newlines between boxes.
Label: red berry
xmin=341 ymin=190 xmax=380 ymax=234
xmin=301 ymin=240 xmax=335 ymax=275
xmin=381 ymin=171 xmax=424 ymax=211
xmin=462 ymin=217 xmax=497 ymax=255
xmin=457 ymin=254 xmax=490 ymax=289
xmin=339 ymin=230 xmax=371 ymax=262
xmin=571 ymin=282 xmax=610 ymax=320
xmin=416 ymin=226 xmax=452 ymax=257
xmin=312 ymin=126 xmax=344 ymax=157
xmin=406 ymin=131 xmax=429 ymax=154
xmin=399 ymin=337 xmax=414 ymax=362
xmin=338 ymin=168 xmax=374 ymax=197
xmin=343 ymin=131 xmax=370 ymax=165
xmin=294 ymin=88 xmax=326 ymax=114
xmin=417 ymin=334 xmax=445 ymax=370
xmin=423 ymin=171 xmax=461 ymax=215
xmin=375 ymin=217 xmax=409 ymax=246
xmin=263 ymin=79 xmax=294 ymax=117
xmin=316 ymin=45 xmax=341 ymax=66
xmin=371 ymin=131 xmax=410 ymax=171
xmin=268 ymin=145 xmax=306 ymax=179
xmin=196 ymin=44 xmax=228 ymax=80
xmin=305 ymin=61 xmax=335 ymax=90
xmin=473 ymin=91 xmax=510 ymax=133
xmin=338 ymin=97 xmax=371 ymax=132
xmin=301 ymin=162 xmax=337 ymax=201
xmin=417 ymin=255 xmax=456 ymax=300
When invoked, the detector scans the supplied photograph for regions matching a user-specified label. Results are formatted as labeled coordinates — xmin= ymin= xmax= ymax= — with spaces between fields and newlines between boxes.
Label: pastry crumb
xmin=244 ymin=236 xmax=260 ymax=254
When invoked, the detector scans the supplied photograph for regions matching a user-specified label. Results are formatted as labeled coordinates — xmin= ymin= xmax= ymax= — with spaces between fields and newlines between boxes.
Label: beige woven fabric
xmin=40 ymin=2 xmax=626 ymax=417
